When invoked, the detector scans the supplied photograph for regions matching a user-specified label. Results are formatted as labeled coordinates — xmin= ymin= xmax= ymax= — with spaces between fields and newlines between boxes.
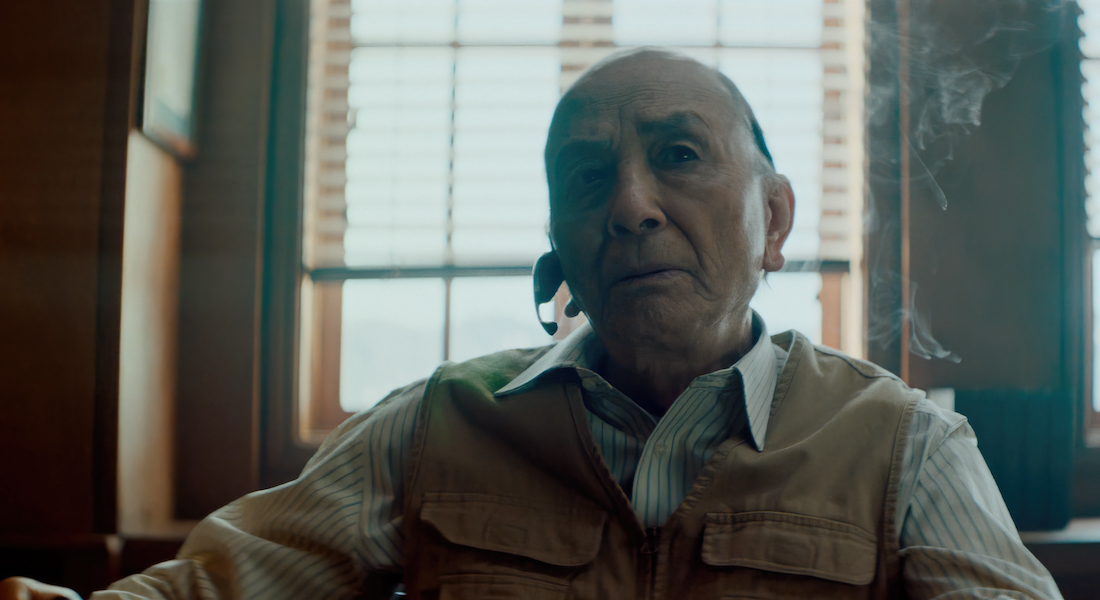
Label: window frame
xmin=1087 ymin=241 xmax=1100 ymax=449
xmin=261 ymin=0 xmax=316 ymax=487
xmin=260 ymin=0 xmax=860 ymax=480
xmin=1069 ymin=6 xmax=1100 ymax=517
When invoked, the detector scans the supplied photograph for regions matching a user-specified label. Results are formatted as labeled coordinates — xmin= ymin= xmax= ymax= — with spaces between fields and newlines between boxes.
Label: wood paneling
xmin=173 ymin=0 xmax=277 ymax=518
xmin=865 ymin=5 xmax=1081 ymax=395
xmin=0 ymin=0 xmax=133 ymax=536
xmin=864 ymin=6 xmax=1085 ymax=528
xmin=906 ymin=49 xmax=1071 ymax=391
xmin=0 ymin=536 xmax=118 ymax=598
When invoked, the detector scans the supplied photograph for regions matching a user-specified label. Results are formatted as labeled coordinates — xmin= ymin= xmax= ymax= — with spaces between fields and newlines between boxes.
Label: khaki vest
xmin=402 ymin=332 xmax=921 ymax=600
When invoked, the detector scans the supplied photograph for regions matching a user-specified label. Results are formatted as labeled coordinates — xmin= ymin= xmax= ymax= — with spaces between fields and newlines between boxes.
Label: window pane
xmin=1094 ymin=248 xmax=1100 ymax=413
xmin=340 ymin=279 xmax=445 ymax=412
xmin=344 ymin=47 xmax=453 ymax=267
xmin=1084 ymin=60 xmax=1100 ymax=238
xmin=449 ymin=276 xmax=554 ymax=364
xmin=719 ymin=0 xmax=822 ymax=48
xmin=351 ymin=0 xmax=456 ymax=45
xmin=750 ymin=272 xmax=823 ymax=344
xmin=314 ymin=0 xmax=850 ymax=270
xmin=1081 ymin=0 xmax=1100 ymax=59
xmin=451 ymin=47 xmax=559 ymax=266
xmin=719 ymin=49 xmax=822 ymax=260
xmin=458 ymin=0 xmax=562 ymax=45
xmin=613 ymin=0 xmax=719 ymax=46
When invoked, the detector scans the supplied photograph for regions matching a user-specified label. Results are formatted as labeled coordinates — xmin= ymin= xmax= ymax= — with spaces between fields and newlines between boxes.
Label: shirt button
xmin=581 ymin=378 xmax=597 ymax=391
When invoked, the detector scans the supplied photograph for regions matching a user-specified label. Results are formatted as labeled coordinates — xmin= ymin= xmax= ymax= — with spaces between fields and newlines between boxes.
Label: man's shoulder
xmin=813 ymin=341 xmax=906 ymax=383
xmin=446 ymin=345 xmax=556 ymax=371
xmin=773 ymin=331 xmax=969 ymax=441
xmin=306 ymin=377 xmax=430 ymax=471
xmin=908 ymin=395 xmax=971 ymax=451
xmin=771 ymin=330 xmax=925 ymax=421
xmin=433 ymin=345 xmax=558 ymax=391
xmin=772 ymin=329 xmax=909 ymax=385
xmin=330 ymin=345 xmax=559 ymax=439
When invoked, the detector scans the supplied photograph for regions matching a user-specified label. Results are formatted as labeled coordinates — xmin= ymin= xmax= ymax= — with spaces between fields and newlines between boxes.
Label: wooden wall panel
xmin=0 ymin=0 xmax=132 ymax=536
xmin=906 ymin=50 xmax=1068 ymax=391
xmin=863 ymin=5 xmax=1084 ymax=531
xmin=173 ymin=0 xmax=276 ymax=519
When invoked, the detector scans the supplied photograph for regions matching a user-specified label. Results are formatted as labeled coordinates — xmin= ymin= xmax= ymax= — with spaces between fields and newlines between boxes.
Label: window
xmin=294 ymin=0 xmax=867 ymax=441
xmin=1080 ymin=0 xmax=1100 ymax=446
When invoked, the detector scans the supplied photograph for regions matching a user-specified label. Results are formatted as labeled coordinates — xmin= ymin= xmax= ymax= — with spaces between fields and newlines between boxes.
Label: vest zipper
xmin=641 ymin=526 xmax=661 ymax=599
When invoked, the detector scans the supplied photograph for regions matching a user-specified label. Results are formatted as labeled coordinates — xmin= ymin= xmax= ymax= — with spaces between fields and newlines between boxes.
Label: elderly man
xmin=2 ymin=49 xmax=1061 ymax=599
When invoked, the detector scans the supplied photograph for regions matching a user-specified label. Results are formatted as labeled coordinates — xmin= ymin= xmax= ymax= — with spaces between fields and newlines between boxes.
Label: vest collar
xmin=495 ymin=312 xmax=780 ymax=451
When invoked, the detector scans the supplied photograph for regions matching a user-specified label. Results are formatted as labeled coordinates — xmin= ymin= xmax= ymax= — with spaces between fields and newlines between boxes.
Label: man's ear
xmin=762 ymin=174 xmax=795 ymax=273
xmin=533 ymin=250 xmax=565 ymax=335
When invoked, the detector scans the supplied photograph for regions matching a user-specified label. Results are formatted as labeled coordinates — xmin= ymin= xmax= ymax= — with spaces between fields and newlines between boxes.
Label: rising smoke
xmin=870 ymin=0 xmax=1071 ymax=164
xmin=865 ymin=0 xmax=1076 ymax=362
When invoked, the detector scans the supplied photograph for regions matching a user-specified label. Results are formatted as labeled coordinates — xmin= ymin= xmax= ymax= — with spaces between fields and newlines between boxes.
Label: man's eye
xmin=660 ymin=145 xmax=698 ymax=164
xmin=582 ymin=168 xmax=607 ymax=183
xmin=557 ymin=163 xmax=613 ymax=210
xmin=568 ymin=165 xmax=609 ymax=188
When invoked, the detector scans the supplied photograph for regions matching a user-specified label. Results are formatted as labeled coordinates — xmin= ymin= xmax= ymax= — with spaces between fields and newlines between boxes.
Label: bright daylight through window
xmin=297 ymin=0 xmax=867 ymax=438
xmin=1080 ymin=0 xmax=1100 ymax=443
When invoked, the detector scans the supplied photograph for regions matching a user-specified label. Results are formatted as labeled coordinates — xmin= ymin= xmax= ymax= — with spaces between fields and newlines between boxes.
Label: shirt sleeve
xmin=897 ymin=399 xmax=1063 ymax=599
xmin=90 ymin=379 xmax=425 ymax=600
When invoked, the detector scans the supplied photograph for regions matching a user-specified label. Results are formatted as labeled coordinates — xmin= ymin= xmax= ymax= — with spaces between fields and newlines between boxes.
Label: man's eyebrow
xmin=636 ymin=112 xmax=710 ymax=137
xmin=551 ymin=139 xmax=612 ymax=172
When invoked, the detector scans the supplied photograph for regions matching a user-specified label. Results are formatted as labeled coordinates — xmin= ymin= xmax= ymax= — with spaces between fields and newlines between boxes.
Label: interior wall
xmin=117 ymin=131 xmax=188 ymax=536
xmin=0 ymin=0 xmax=130 ymax=538
xmin=905 ymin=49 xmax=1068 ymax=392
xmin=173 ymin=0 xmax=277 ymax=519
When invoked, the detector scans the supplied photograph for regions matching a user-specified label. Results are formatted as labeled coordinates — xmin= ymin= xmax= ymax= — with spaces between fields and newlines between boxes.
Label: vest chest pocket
xmin=701 ymin=511 xmax=878 ymax=595
xmin=438 ymin=574 xmax=569 ymax=600
xmin=420 ymin=493 xmax=607 ymax=599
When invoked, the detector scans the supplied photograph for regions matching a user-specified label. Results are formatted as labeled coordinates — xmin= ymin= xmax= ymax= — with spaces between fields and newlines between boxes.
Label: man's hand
xmin=0 ymin=578 xmax=81 ymax=600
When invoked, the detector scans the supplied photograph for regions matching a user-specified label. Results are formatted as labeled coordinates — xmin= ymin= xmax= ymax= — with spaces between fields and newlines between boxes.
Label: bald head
xmin=545 ymin=48 xmax=775 ymax=189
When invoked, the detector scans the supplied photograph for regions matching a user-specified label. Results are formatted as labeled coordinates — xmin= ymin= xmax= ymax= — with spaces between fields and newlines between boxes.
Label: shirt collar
xmin=494 ymin=320 xmax=597 ymax=396
xmin=735 ymin=318 xmax=780 ymax=450
xmin=495 ymin=312 xmax=780 ymax=450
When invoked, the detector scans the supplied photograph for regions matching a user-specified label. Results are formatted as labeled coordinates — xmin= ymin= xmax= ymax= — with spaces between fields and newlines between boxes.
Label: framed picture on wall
xmin=140 ymin=0 xmax=203 ymax=158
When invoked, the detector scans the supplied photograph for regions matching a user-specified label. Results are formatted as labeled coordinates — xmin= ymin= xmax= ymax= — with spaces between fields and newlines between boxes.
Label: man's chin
xmin=594 ymin=301 xmax=690 ymax=345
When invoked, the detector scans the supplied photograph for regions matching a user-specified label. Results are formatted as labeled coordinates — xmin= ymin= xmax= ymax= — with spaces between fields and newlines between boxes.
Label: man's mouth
xmin=615 ymin=265 xmax=684 ymax=285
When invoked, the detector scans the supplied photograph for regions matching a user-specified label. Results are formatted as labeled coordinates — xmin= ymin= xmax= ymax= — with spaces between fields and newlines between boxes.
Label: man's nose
xmin=607 ymin=161 xmax=666 ymax=238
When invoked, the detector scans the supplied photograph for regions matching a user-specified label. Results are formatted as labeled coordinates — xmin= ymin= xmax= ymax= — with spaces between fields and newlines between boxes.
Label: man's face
xmin=545 ymin=54 xmax=792 ymax=346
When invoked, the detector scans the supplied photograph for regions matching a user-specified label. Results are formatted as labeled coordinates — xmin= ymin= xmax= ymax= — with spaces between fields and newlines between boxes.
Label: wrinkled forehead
xmin=544 ymin=56 xmax=749 ymax=167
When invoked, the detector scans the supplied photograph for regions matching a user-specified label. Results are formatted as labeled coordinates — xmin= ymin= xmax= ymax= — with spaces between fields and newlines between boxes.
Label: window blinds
xmin=1077 ymin=0 xmax=1100 ymax=414
xmin=302 ymin=0 xmax=860 ymax=269
xmin=1081 ymin=0 xmax=1100 ymax=238
xmin=303 ymin=0 xmax=352 ymax=268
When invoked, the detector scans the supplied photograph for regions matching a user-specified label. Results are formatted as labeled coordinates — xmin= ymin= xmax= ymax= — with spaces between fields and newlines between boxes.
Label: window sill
xmin=1021 ymin=519 xmax=1100 ymax=597
xmin=1021 ymin=517 xmax=1100 ymax=545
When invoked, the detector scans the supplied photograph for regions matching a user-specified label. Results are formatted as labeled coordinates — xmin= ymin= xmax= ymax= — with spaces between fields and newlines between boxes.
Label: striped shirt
xmin=96 ymin=317 xmax=1063 ymax=600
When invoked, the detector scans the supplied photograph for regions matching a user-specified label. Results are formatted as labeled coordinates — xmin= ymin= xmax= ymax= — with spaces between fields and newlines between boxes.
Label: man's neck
xmin=596 ymin=315 xmax=758 ymax=416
